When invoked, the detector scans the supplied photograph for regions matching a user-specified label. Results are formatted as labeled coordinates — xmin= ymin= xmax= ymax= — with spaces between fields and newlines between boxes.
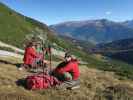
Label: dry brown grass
xmin=0 ymin=57 xmax=133 ymax=100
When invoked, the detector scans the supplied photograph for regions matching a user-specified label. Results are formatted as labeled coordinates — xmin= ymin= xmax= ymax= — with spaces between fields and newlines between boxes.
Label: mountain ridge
xmin=50 ymin=19 xmax=133 ymax=44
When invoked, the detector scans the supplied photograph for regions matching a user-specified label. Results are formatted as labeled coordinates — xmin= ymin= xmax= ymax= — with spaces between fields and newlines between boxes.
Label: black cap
xmin=64 ymin=52 xmax=72 ymax=58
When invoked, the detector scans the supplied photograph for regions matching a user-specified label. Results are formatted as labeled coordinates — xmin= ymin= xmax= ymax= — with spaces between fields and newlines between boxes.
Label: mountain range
xmin=122 ymin=20 xmax=133 ymax=29
xmin=50 ymin=19 xmax=133 ymax=44
xmin=93 ymin=38 xmax=133 ymax=65
xmin=95 ymin=38 xmax=133 ymax=51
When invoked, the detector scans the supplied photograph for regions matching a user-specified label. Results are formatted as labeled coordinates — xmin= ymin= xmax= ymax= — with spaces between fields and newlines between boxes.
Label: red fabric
xmin=55 ymin=60 xmax=80 ymax=80
xmin=23 ymin=47 xmax=37 ymax=65
xmin=26 ymin=73 xmax=60 ymax=90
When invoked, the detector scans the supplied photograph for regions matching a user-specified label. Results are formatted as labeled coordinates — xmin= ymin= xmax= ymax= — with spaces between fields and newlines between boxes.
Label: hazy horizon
xmin=0 ymin=0 xmax=133 ymax=25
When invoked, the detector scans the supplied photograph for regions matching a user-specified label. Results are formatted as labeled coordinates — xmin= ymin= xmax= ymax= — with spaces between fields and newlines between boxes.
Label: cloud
xmin=105 ymin=11 xmax=112 ymax=15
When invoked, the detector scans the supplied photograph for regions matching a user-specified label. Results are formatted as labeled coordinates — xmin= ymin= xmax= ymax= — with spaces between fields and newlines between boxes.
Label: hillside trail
xmin=0 ymin=41 xmax=24 ymax=53
xmin=0 ymin=56 xmax=133 ymax=100
xmin=0 ymin=41 xmax=66 ymax=57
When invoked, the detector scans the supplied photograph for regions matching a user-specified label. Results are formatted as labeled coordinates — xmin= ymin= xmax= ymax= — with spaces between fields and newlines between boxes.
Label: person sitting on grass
xmin=53 ymin=52 xmax=80 ymax=90
xmin=18 ymin=42 xmax=48 ymax=70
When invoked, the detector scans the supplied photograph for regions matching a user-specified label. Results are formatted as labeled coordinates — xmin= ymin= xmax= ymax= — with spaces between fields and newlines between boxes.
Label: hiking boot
xmin=55 ymin=84 xmax=67 ymax=91
xmin=56 ymin=84 xmax=80 ymax=90
xmin=67 ymin=85 xmax=80 ymax=90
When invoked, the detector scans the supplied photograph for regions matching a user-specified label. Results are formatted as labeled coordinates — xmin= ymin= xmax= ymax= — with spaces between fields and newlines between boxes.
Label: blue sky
xmin=0 ymin=0 xmax=133 ymax=25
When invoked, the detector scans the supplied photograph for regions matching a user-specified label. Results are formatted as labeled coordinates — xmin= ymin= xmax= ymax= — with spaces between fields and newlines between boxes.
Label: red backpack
xmin=26 ymin=73 xmax=60 ymax=90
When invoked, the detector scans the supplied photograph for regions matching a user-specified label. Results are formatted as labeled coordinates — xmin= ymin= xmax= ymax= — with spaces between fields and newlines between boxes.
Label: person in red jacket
xmin=18 ymin=42 xmax=38 ymax=70
xmin=23 ymin=42 xmax=37 ymax=66
xmin=19 ymin=42 xmax=48 ymax=70
xmin=53 ymin=52 xmax=80 ymax=90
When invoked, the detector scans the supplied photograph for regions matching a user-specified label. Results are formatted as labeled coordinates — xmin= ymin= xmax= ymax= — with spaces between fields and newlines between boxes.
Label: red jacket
xmin=23 ymin=47 xmax=37 ymax=65
xmin=55 ymin=60 xmax=80 ymax=80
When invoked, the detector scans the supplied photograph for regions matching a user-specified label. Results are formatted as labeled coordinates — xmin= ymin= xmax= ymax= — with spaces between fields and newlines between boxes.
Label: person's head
xmin=35 ymin=42 xmax=41 ymax=48
xmin=28 ymin=42 xmax=36 ymax=48
xmin=64 ymin=52 xmax=72 ymax=62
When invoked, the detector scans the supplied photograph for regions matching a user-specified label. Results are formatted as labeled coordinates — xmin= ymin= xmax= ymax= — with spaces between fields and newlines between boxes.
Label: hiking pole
xmin=48 ymin=45 xmax=52 ymax=73
xmin=48 ymin=45 xmax=53 ymax=88
xmin=42 ymin=42 xmax=47 ymax=88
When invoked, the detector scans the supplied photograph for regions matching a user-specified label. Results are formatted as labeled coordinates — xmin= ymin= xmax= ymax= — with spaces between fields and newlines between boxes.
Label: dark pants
xmin=52 ymin=71 xmax=80 ymax=89
xmin=53 ymin=72 xmax=72 ymax=81
xmin=57 ymin=79 xmax=80 ymax=90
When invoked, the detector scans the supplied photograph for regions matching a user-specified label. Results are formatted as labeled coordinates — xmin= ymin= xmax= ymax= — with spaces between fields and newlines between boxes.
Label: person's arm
xmin=57 ymin=63 xmax=72 ymax=74
xmin=29 ymin=48 xmax=38 ymax=58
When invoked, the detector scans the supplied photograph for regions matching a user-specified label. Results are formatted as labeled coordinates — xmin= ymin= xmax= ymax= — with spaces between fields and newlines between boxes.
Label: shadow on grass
xmin=16 ymin=78 xmax=27 ymax=89
xmin=0 ymin=59 xmax=22 ymax=68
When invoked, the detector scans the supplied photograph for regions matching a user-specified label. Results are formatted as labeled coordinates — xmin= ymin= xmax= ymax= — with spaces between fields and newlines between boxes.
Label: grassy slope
xmin=0 ymin=3 xmax=33 ymax=48
xmin=0 ymin=3 xmax=58 ymax=48
xmin=90 ymin=56 xmax=133 ymax=80
xmin=0 ymin=57 xmax=133 ymax=100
